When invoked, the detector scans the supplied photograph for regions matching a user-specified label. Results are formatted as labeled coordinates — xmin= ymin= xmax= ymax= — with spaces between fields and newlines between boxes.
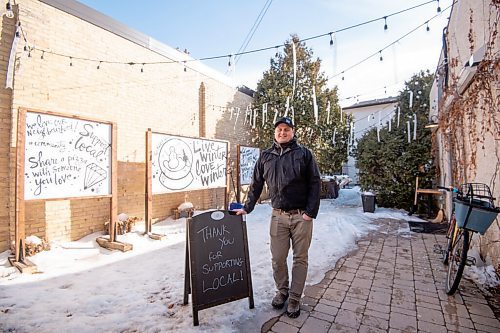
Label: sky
xmin=1 ymin=187 xmax=498 ymax=333
xmin=75 ymin=0 xmax=454 ymax=106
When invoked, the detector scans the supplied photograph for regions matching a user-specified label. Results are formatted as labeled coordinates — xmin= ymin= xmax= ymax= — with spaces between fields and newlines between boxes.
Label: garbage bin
xmin=361 ymin=193 xmax=376 ymax=213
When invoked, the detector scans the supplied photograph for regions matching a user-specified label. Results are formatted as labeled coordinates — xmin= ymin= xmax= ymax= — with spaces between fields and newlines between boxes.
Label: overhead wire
xmin=20 ymin=0 xmax=448 ymax=73
xmin=233 ymin=0 xmax=274 ymax=66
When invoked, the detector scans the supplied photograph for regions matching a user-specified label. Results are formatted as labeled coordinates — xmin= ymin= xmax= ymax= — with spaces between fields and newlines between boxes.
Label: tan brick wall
xmin=0 ymin=0 xmax=254 ymax=251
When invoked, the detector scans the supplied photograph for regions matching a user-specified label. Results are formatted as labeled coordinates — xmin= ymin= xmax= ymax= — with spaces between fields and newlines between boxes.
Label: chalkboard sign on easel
xmin=183 ymin=210 xmax=254 ymax=326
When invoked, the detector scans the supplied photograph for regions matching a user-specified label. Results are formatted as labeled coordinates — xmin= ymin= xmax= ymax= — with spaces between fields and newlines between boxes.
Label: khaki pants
xmin=270 ymin=209 xmax=313 ymax=301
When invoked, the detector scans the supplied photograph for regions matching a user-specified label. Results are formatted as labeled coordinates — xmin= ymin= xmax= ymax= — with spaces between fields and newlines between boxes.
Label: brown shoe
xmin=271 ymin=292 xmax=288 ymax=309
xmin=286 ymin=298 xmax=300 ymax=318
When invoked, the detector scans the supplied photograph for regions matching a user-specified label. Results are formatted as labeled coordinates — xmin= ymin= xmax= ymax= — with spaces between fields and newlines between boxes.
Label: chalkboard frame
xmin=14 ymin=108 xmax=118 ymax=263
xmin=183 ymin=210 xmax=254 ymax=326
xmin=150 ymin=131 xmax=229 ymax=194
xmin=238 ymin=145 xmax=260 ymax=186
xmin=22 ymin=109 xmax=114 ymax=201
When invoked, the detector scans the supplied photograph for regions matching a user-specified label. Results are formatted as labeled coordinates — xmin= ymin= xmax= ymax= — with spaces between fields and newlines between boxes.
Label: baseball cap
xmin=274 ymin=117 xmax=294 ymax=128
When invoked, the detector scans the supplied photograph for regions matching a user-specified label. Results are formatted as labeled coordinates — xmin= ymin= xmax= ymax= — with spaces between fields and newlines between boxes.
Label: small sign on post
xmin=183 ymin=210 xmax=254 ymax=326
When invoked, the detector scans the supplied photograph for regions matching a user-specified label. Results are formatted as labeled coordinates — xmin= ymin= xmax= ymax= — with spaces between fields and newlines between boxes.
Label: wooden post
xmin=10 ymin=109 xmax=36 ymax=273
xmin=145 ymin=129 xmax=152 ymax=234
xmin=142 ymin=130 xmax=165 ymax=241
xmin=15 ymin=109 xmax=26 ymax=263
xmin=413 ymin=176 xmax=420 ymax=206
xmin=96 ymin=123 xmax=133 ymax=251
xmin=110 ymin=123 xmax=118 ymax=242
xmin=236 ymin=144 xmax=241 ymax=203
xmin=223 ymin=143 xmax=228 ymax=210
xmin=199 ymin=83 xmax=206 ymax=138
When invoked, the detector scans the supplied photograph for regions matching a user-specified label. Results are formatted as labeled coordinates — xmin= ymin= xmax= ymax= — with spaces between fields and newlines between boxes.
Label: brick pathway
xmin=261 ymin=218 xmax=500 ymax=333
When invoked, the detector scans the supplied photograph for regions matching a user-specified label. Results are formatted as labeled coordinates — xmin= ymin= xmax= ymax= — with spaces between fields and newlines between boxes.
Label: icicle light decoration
xmin=413 ymin=113 xmax=417 ymax=140
xmin=326 ymin=100 xmax=331 ymax=125
xmin=407 ymin=121 xmax=411 ymax=143
xmin=262 ymin=103 xmax=268 ymax=126
xmin=244 ymin=105 xmax=251 ymax=125
xmin=312 ymin=86 xmax=318 ymax=125
xmin=233 ymin=107 xmax=241 ymax=129
xmin=292 ymin=42 xmax=297 ymax=99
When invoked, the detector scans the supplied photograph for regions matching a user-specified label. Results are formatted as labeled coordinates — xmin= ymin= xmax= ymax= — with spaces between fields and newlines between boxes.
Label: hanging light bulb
xmin=97 ymin=61 xmax=102 ymax=69
xmin=40 ymin=51 xmax=44 ymax=60
xmin=69 ymin=57 xmax=73 ymax=66
xmin=426 ymin=21 xmax=430 ymax=31
xmin=383 ymin=16 xmax=388 ymax=31
xmin=329 ymin=33 xmax=334 ymax=46
xmin=379 ymin=51 xmax=383 ymax=61
xmin=5 ymin=1 xmax=14 ymax=19
xmin=141 ymin=63 xmax=144 ymax=73
xmin=341 ymin=72 xmax=345 ymax=81
xmin=275 ymin=46 xmax=279 ymax=57
xmin=228 ymin=55 xmax=232 ymax=67
xmin=436 ymin=0 xmax=441 ymax=12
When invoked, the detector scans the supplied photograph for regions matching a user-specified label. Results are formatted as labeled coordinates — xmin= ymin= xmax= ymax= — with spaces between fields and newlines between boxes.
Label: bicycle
xmin=438 ymin=183 xmax=499 ymax=295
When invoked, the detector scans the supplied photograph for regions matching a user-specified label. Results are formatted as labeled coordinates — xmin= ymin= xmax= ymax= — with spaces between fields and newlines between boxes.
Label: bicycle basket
xmin=454 ymin=183 xmax=500 ymax=235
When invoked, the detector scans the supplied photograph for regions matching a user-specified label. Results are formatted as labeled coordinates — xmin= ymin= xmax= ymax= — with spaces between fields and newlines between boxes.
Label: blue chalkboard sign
xmin=183 ymin=210 xmax=254 ymax=326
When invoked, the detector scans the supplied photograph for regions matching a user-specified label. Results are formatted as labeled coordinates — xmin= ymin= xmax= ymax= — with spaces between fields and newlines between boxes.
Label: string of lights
xmin=12 ymin=0 xmax=451 ymax=127
xmin=329 ymin=2 xmax=454 ymax=80
xmin=18 ymin=0 xmax=449 ymax=76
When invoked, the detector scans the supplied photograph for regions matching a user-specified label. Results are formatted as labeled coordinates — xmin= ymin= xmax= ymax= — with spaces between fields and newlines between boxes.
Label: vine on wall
xmin=438 ymin=3 xmax=499 ymax=188
xmin=437 ymin=2 xmax=499 ymax=269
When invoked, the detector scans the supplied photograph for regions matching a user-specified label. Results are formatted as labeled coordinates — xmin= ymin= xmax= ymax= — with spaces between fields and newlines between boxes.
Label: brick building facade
xmin=0 ymin=0 xmax=254 ymax=252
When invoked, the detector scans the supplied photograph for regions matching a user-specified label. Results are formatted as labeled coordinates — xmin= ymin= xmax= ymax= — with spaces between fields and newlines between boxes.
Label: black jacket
xmin=244 ymin=137 xmax=321 ymax=218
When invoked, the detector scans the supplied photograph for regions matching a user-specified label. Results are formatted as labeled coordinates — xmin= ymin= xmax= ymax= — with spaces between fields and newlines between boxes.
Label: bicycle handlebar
xmin=437 ymin=185 xmax=458 ymax=193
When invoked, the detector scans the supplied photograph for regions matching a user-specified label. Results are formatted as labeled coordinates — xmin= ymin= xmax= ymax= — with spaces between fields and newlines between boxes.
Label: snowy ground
xmin=0 ymin=187 xmax=497 ymax=333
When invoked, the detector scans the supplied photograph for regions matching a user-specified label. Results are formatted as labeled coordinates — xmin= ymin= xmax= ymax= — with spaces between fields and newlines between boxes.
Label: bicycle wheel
xmin=446 ymin=229 xmax=470 ymax=295
xmin=442 ymin=216 xmax=456 ymax=265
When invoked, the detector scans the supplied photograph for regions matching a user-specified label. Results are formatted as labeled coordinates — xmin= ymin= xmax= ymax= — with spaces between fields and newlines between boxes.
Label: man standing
xmin=236 ymin=116 xmax=321 ymax=318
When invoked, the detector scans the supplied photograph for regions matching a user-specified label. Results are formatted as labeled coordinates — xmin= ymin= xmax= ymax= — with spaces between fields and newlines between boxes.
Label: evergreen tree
xmin=251 ymin=35 xmax=350 ymax=174
xmin=353 ymin=71 xmax=435 ymax=211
